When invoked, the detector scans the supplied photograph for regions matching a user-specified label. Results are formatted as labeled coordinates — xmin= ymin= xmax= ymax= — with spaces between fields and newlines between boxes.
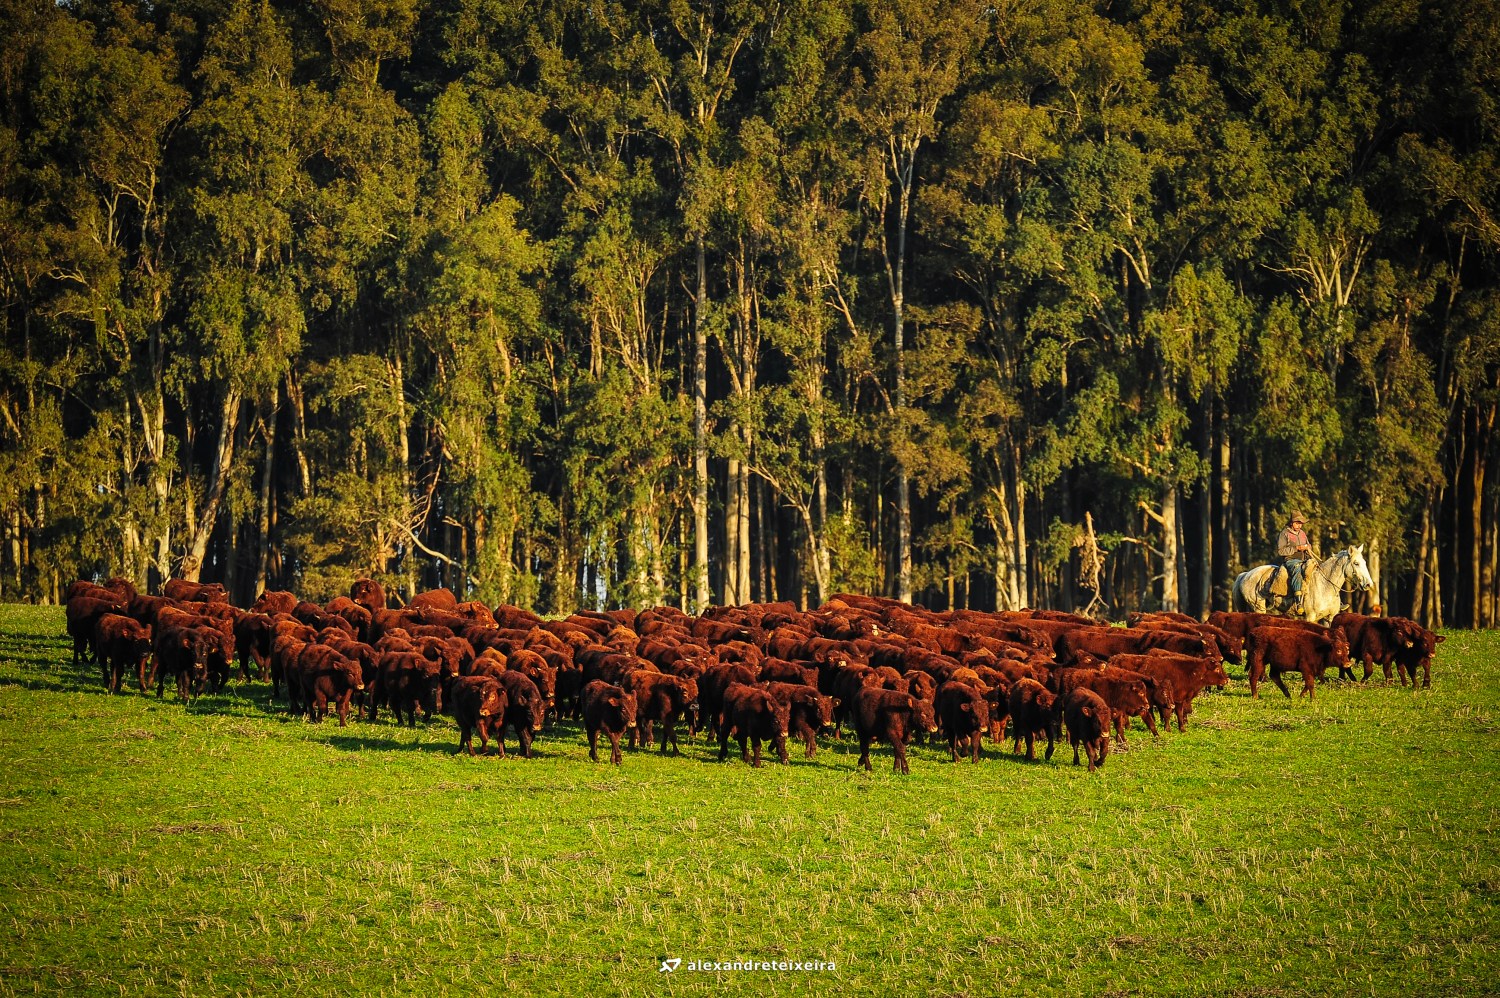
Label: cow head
xmin=910 ymin=696 xmax=939 ymax=735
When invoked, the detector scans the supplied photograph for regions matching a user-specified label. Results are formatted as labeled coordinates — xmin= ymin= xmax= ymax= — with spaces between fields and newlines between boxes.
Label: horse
xmin=1232 ymin=545 xmax=1373 ymax=625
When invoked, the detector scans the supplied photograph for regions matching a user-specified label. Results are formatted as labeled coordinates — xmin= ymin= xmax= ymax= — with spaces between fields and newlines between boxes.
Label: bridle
xmin=1306 ymin=550 xmax=1369 ymax=594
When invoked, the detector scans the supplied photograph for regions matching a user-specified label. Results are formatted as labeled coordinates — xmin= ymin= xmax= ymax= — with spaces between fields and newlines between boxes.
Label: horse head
xmin=1346 ymin=544 xmax=1373 ymax=591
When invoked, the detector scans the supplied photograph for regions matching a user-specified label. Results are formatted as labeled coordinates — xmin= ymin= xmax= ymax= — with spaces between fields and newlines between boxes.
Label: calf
xmin=298 ymin=644 xmax=365 ymax=725
xmin=1049 ymin=666 xmax=1154 ymax=745
xmin=449 ymin=675 xmax=507 ymax=756
xmin=1246 ymin=626 xmax=1349 ymax=700
xmin=496 ymin=670 xmax=546 ymax=758
xmin=1063 ymin=688 xmax=1111 ymax=772
xmin=935 ymin=680 xmax=990 ymax=763
xmin=234 ymin=612 xmax=275 ymax=682
xmin=1110 ymin=652 xmax=1225 ymax=731
xmin=699 ymin=662 xmax=759 ymax=737
xmin=581 ymin=680 xmax=638 ymax=765
xmin=95 ymin=613 xmax=152 ymax=694
xmin=1006 ymin=678 xmax=1058 ymax=761
xmin=67 ymin=595 xmax=124 ymax=668
xmin=154 ymin=626 xmax=213 ymax=702
xmin=626 ymin=672 xmax=698 ymax=755
xmin=718 ymin=683 xmax=792 ymax=767
xmin=852 ymin=687 xmax=938 ymax=774
xmin=1331 ymin=613 xmax=1439 ymax=687
xmin=377 ymin=651 xmax=442 ymax=725
xmin=762 ymin=682 xmax=838 ymax=758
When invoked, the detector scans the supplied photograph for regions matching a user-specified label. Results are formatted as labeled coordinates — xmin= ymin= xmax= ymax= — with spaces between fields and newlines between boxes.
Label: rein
xmin=1307 ymin=550 xmax=1364 ymax=593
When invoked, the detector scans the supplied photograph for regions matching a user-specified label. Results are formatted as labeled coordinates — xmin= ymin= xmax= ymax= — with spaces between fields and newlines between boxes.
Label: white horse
xmin=1232 ymin=545 xmax=1373 ymax=625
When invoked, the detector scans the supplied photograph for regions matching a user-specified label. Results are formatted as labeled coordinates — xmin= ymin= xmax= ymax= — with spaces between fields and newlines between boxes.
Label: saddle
xmin=1267 ymin=565 xmax=1289 ymax=598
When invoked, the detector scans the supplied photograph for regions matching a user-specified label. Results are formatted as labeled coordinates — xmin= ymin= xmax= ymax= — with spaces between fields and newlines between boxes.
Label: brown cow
xmin=1063 ymin=688 xmax=1111 ymax=772
xmin=377 ymin=651 xmax=442 ymax=725
xmin=1049 ymin=666 xmax=1154 ymax=745
xmin=718 ymin=683 xmax=792 ymax=767
xmin=1331 ymin=613 xmax=1440 ymax=687
xmin=251 ymin=590 xmax=299 ymax=617
xmin=95 ymin=613 xmax=152 ymax=694
xmin=297 ymin=644 xmax=364 ymax=725
xmin=67 ymin=595 xmax=125 ymax=667
xmin=1007 ymin=678 xmax=1058 ymax=761
xmin=153 ymin=626 xmax=213 ymax=702
xmin=626 ymin=671 xmax=698 ymax=755
xmin=1246 ymin=626 xmax=1349 ymax=700
xmin=935 ymin=680 xmax=990 ymax=763
xmin=448 ymin=675 xmax=506 ymax=756
xmin=581 ymin=680 xmax=638 ymax=765
xmin=496 ymin=670 xmax=546 ymax=758
xmin=1110 ymin=652 xmax=1225 ymax=731
xmin=762 ymin=681 xmax=838 ymax=758
xmin=852 ymin=687 xmax=938 ymax=774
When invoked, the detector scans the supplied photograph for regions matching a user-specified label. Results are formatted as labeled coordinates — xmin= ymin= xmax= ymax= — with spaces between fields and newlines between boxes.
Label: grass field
xmin=0 ymin=605 xmax=1496 ymax=997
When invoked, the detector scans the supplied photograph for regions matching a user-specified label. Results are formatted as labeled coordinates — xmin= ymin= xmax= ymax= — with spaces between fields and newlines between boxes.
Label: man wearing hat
xmin=1276 ymin=511 xmax=1313 ymax=608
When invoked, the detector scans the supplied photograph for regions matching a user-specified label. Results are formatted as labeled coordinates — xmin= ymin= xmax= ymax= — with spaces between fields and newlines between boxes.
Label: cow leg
xmin=459 ymin=724 xmax=474 ymax=756
xmin=518 ymin=726 xmax=532 ymax=759
xmin=949 ymin=734 xmax=960 ymax=763
xmin=775 ymin=734 xmax=789 ymax=765
xmin=337 ymin=692 xmax=351 ymax=727
xmin=609 ymin=731 xmax=623 ymax=765
xmin=490 ymin=721 xmax=504 ymax=759
xmin=741 ymin=735 xmax=753 ymax=765
xmin=970 ymin=731 xmax=981 ymax=763
xmin=1073 ymin=741 xmax=1081 ymax=766
xmin=1271 ymin=668 xmax=1292 ymax=700
xmin=588 ymin=726 xmax=600 ymax=762
xmin=1024 ymin=732 xmax=1035 ymax=761
xmin=858 ymin=735 xmax=873 ymax=772
xmin=1301 ymin=667 xmax=1316 ymax=699
xmin=893 ymin=737 xmax=909 ymax=775
xmin=1044 ymin=729 xmax=1055 ymax=761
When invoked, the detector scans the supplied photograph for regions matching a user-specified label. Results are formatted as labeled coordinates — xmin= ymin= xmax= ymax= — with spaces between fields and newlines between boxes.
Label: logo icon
xmin=659 ymin=958 xmax=681 ymax=973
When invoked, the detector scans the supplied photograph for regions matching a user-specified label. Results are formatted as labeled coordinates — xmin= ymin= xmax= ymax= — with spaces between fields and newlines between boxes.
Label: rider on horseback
xmin=1276 ymin=511 xmax=1314 ymax=612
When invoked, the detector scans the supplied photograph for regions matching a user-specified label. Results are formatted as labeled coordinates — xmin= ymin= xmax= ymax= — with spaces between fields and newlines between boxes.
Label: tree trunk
xmin=1161 ymin=483 xmax=1179 ymax=613
xmin=725 ymin=457 xmax=742 ymax=605
xmin=180 ymin=390 xmax=242 ymax=582
xmin=1012 ymin=445 xmax=1029 ymax=608
xmin=1470 ymin=405 xmax=1492 ymax=628
xmin=1212 ymin=399 xmax=1231 ymax=611
xmin=693 ymin=233 xmax=709 ymax=611
xmin=253 ymin=403 xmax=278 ymax=598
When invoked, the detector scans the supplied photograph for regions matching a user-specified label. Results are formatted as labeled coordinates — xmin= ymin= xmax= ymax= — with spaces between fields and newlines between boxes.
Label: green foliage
xmin=0 ymin=0 xmax=1494 ymax=620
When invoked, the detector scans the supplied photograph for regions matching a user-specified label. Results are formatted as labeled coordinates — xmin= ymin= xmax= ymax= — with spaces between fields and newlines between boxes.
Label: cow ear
xmin=1082 ymin=706 xmax=1094 ymax=718
xmin=1436 ymin=634 xmax=1447 ymax=642
xmin=831 ymin=698 xmax=841 ymax=707
xmin=960 ymin=702 xmax=972 ymax=713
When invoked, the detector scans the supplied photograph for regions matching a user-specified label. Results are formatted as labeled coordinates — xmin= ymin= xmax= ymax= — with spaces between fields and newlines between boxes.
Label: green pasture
xmin=0 ymin=604 xmax=1496 ymax=996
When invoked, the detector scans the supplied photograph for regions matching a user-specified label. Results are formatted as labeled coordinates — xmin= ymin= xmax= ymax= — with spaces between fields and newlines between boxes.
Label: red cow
xmin=1246 ymin=626 xmax=1350 ymax=700
xmin=448 ymin=675 xmax=506 ymax=756
xmin=95 ymin=613 xmax=152 ymax=694
xmin=1007 ymin=678 xmax=1058 ymax=761
xmin=762 ymin=682 xmax=838 ymax=758
xmin=496 ymin=671 xmax=546 ymax=758
xmin=935 ymin=680 xmax=990 ymax=763
xmin=581 ymin=680 xmax=638 ymax=765
xmin=718 ymin=683 xmax=792 ymax=767
xmin=1063 ymin=688 xmax=1111 ymax=772
xmin=852 ymin=687 xmax=938 ymax=774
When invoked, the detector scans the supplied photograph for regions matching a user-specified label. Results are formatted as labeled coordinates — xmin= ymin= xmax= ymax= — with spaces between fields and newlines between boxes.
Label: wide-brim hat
xmin=1290 ymin=510 xmax=1306 ymax=523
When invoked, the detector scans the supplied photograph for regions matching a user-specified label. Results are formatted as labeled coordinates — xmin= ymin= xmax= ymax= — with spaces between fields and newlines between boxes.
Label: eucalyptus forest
xmin=1 ymin=0 xmax=1496 ymax=627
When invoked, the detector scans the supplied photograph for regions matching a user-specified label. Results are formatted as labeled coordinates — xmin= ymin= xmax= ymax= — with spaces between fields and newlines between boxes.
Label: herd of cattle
xmin=60 ymin=577 xmax=1444 ymax=774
